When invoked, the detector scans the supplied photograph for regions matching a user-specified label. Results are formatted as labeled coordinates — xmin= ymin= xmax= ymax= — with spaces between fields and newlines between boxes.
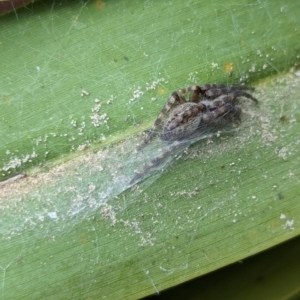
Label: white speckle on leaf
xmin=129 ymin=87 xmax=144 ymax=103
xmin=1 ymin=151 xmax=37 ymax=172
xmin=145 ymin=78 xmax=167 ymax=91
xmin=48 ymin=212 xmax=58 ymax=219
xmin=71 ymin=119 xmax=77 ymax=127
xmin=280 ymin=213 xmax=286 ymax=219
xmin=211 ymin=62 xmax=219 ymax=69
xmin=81 ymin=89 xmax=90 ymax=97
xmin=283 ymin=219 xmax=295 ymax=230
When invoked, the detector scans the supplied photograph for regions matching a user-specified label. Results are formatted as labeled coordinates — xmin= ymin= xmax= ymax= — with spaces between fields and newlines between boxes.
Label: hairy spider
xmin=130 ymin=84 xmax=258 ymax=184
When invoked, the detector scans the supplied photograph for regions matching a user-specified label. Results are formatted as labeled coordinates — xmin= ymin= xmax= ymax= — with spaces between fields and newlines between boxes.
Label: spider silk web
xmin=0 ymin=102 xmax=255 ymax=239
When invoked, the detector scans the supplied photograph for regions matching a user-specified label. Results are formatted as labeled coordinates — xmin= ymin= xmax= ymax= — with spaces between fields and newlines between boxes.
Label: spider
xmin=130 ymin=84 xmax=258 ymax=184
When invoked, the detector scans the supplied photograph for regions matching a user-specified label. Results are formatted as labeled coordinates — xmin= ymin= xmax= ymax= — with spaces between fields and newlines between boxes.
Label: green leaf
xmin=1 ymin=0 xmax=299 ymax=180
xmin=0 ymin=1 xmax=299 ymax=299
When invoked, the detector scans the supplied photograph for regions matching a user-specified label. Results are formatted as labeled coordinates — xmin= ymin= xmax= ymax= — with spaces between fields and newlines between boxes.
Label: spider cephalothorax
xmin=130 ymin=84 xmax=258 ymax=184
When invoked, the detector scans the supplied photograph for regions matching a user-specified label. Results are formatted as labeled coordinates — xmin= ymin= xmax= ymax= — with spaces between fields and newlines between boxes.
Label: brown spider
xmin=130 ymin=84 xmax=258 ymax=184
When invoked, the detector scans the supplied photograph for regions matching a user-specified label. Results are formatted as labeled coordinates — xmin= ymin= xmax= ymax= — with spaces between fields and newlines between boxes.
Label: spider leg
xmin=206 ymin=91 xmax=255 ymax=113
xmin=201 ymin=84 xmax=254 ymax=91
xmin=200 ymin=103 xmax=235 ymax=123
xmin=137 ymin=86 xmax=202 ymax=151
xmin=201 ymin=85 xmax=257 ymax=103
xmin=130 ymin=140 xmax=186 ymax=185
xmin=201 ymin=101 xmax=239 ymax=125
